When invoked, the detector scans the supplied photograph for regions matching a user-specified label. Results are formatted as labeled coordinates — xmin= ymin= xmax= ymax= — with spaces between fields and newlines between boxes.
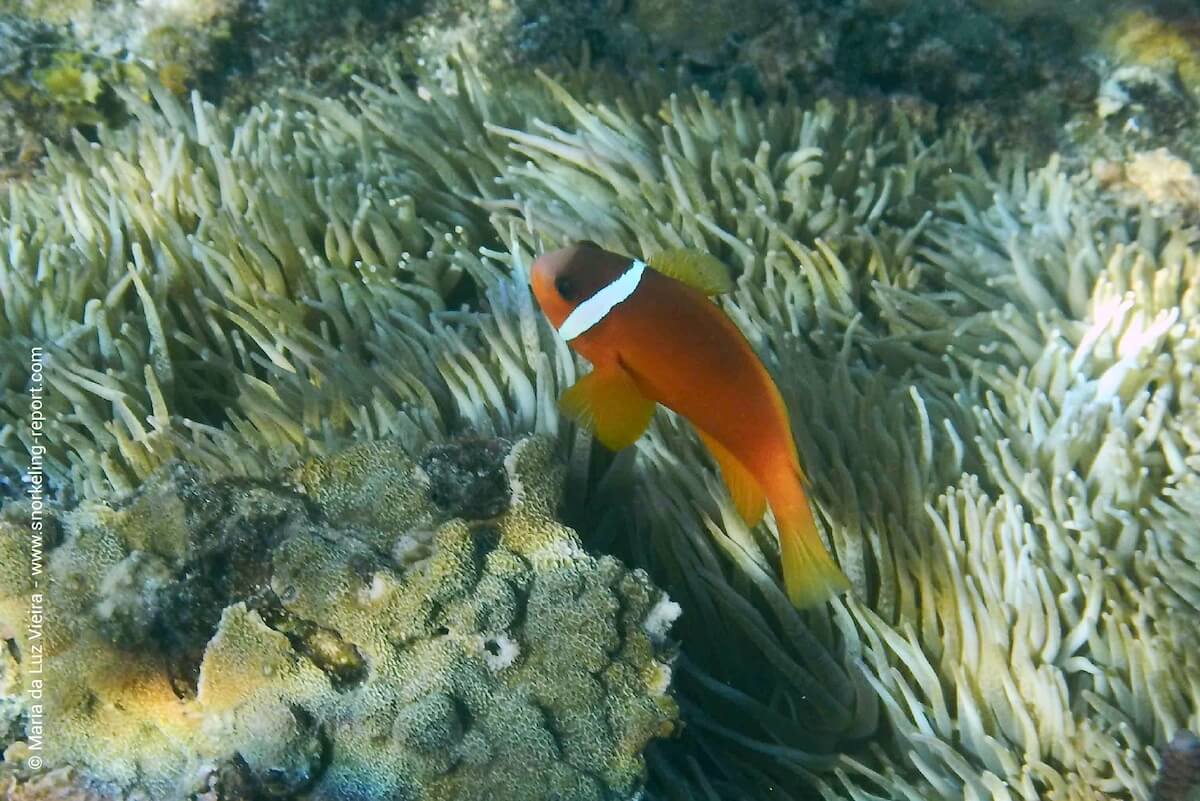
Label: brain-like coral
xmin=0 ymin=436 xmax=678 ymax=800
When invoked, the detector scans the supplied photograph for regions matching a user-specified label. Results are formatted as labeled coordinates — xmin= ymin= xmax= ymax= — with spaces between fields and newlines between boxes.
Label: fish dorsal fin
xmin=696 ymin=431 xmax=766 ymax=527
xmin=560 ymin=366 xmax=656 ymax=451
xmin=647 ymin=248 xmax=734 ymax=295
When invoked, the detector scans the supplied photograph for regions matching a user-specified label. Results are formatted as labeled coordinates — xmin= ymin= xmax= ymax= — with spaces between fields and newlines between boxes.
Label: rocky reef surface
xmin=0 ymin=1 xmax=1198 ymax=800
xmin=4 ymin=0 xmax=1200 ymax=176
xmin=0 ymin=436 xmax=678 ymax=799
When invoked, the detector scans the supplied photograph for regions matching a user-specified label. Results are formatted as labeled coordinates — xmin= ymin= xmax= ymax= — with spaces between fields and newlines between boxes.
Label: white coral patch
xmin=530 ymin=538 xmax=586 ymax=567
xmin=476 ymin=633 xmax=520 ymax=671
xmin=357 ymin=571 xmax=396 ymax=606
xmin=642 ymin=595 xmax=682 ymax=644
xmin=1124 ymin=149 xmax=1200 ymax=209
xmin=392 ymin=529 xmax=435 ymax=571
xmin=644 ymin=660 xmax=673 ymax=697
xmin=138 ymin=0 xmax=233 ymax=26
xmin=503 ymin=439 xmax=528 ymax=509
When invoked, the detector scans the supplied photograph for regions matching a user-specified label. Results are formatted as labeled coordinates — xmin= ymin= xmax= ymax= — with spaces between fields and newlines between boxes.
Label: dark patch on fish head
xmin=530 ymin=241 xmax=633 ymax=328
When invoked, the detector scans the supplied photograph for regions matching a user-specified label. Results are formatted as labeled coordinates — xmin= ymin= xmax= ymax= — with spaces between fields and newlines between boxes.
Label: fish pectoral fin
xmin=560 ymin=367 xmax=656 ymax=451
xmin=696 ymin=431 xmax=766 ymax=527
xmin=647 ymin=249 xmax=734 ymax=295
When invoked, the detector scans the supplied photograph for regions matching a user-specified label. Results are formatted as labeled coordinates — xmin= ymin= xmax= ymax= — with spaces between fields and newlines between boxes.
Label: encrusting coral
xmin=0 ymin=50 xmax=1197 ymax=801
xmin=0 ymin=436 xmax=678 ymax=800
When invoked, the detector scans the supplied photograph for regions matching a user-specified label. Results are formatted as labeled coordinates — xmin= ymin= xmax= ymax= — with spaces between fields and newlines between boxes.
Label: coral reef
xmin=1152 ymin=731 xmax=1200 ymax=801
xmin=0 ymin=0 xmax=431 ymax=177
xmin=1093 ymin=147 xmax=1200 ymax=212
xmin=407 ymin=0 xmax=1092 ymax=150
xmin=0 ymin=768 xmax=113 ymax=801
xmin=1103 ymin=9 xmax=1200 ymax=99
xmin=839 ymin=0 xmax=1036 ymax=102
xmin=1082 ymin=7 xmax=1200 ymax=170
xmin=1094 ymin=6 xmax=1195 ymax=143
xmin=0 ymin=0 xmax=243 ymax=174
xmin=0 ymin=436 xmax=678 ymax=799
xmin=0 ymin=27 xmax=1197 ymax=801
xmin=0 ymin=14 xmax=129 ymax=176
xmin=1 ymin=0 xmax=1139 ymax=179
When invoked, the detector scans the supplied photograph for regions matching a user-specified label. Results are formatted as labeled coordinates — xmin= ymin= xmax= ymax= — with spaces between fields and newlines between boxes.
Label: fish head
xmin=530 ymin=240 xmax=633 ymax=331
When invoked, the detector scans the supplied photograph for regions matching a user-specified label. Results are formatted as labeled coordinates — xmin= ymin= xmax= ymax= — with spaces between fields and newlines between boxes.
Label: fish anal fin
xmin=697 ymin=431 xmax=766 ymax=527
xmin=647 ymin=249 xmax=734 ymax=295
xmin=560 ymin=367 xmax=656 ymax=451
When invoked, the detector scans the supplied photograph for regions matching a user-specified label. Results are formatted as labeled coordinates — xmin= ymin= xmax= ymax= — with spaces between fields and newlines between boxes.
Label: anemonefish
xmin=530 ymin=241 xmax=850 ymax=608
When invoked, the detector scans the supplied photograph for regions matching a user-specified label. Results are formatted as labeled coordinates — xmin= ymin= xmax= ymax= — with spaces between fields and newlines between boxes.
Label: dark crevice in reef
xmin=211 ymin=755 xmax=266 ymax=801
xmin=450 ymin=693 xmax=475 ymax=736
xmin=97 ymin=468 xmax=320 ymax=700
xmin=162 ymin=499 xmax=302 ymax=697
xmin=529 ymin=699 xmax=564 ymax=757
xmin=207 ymin=710 xmax=330 ymax=801
xmin=420 ymin=437 xmax=513 ymax=521
xmin=470 ymin=523 xmax=503 ymax=573
xmin=604 ymin=577 xmax=628 ymax=666
xmin=188 ymin=0 xmax=259 ymax=108
xmin=530 ymin=696 xmax=613 ymax=791
xmin=507 ymin=583 xmax=530 ymax=643
xmin=255 ymin=597 xmax=369 ymax=692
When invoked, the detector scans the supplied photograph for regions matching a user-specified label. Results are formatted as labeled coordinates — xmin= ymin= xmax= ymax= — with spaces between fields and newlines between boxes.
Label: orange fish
xmin=530 ymin=241 xmax=850 ymax=608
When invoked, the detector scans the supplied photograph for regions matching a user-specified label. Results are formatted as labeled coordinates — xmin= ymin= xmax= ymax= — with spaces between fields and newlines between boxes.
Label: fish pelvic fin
xmin=560 ymin=366 xmax=656 ymax=451
xmin=777 ymin=496 xmax=850 ymax=608
xmin=647 ymin=249 xmax=734 ymax=295
xmin=697 ymin=431 xmax=766 ymax=527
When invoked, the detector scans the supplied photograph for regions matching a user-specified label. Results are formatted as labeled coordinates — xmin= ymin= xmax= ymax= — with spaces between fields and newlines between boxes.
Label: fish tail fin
xmin=777 ymin=496 xmax=850 ymax=609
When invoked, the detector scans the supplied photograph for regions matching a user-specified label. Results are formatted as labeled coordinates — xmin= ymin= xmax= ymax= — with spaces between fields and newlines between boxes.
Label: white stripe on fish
xmin=557 ymin=259 xmax=646 ymax=341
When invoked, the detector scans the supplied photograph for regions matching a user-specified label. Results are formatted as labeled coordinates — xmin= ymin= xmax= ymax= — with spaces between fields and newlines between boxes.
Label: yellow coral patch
xmin=1106 ymin=10 xmax=1200 ymax=91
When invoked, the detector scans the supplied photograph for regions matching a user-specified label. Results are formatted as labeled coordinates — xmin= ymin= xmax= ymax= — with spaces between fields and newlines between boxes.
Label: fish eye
xmin=555 ymin=275 xmax=577 ymax=301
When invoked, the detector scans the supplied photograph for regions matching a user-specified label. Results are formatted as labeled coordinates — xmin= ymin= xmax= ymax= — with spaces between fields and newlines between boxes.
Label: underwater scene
xmin=1 ymin=0 xmax=1199 ymax=799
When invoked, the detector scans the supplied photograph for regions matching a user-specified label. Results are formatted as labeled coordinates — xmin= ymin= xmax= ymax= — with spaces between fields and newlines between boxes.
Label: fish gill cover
xmin=0 ymin=1 xmax=1198 ymax=800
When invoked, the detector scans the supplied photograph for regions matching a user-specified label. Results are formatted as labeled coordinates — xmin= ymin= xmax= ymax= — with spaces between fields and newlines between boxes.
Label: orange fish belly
xmin=595 ymin=270 xmax=795 ymax=480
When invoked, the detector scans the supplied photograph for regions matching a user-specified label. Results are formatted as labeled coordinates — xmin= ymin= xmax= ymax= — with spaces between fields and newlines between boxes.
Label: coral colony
xmin=2 ymin=438 xmax=677 ymax=799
